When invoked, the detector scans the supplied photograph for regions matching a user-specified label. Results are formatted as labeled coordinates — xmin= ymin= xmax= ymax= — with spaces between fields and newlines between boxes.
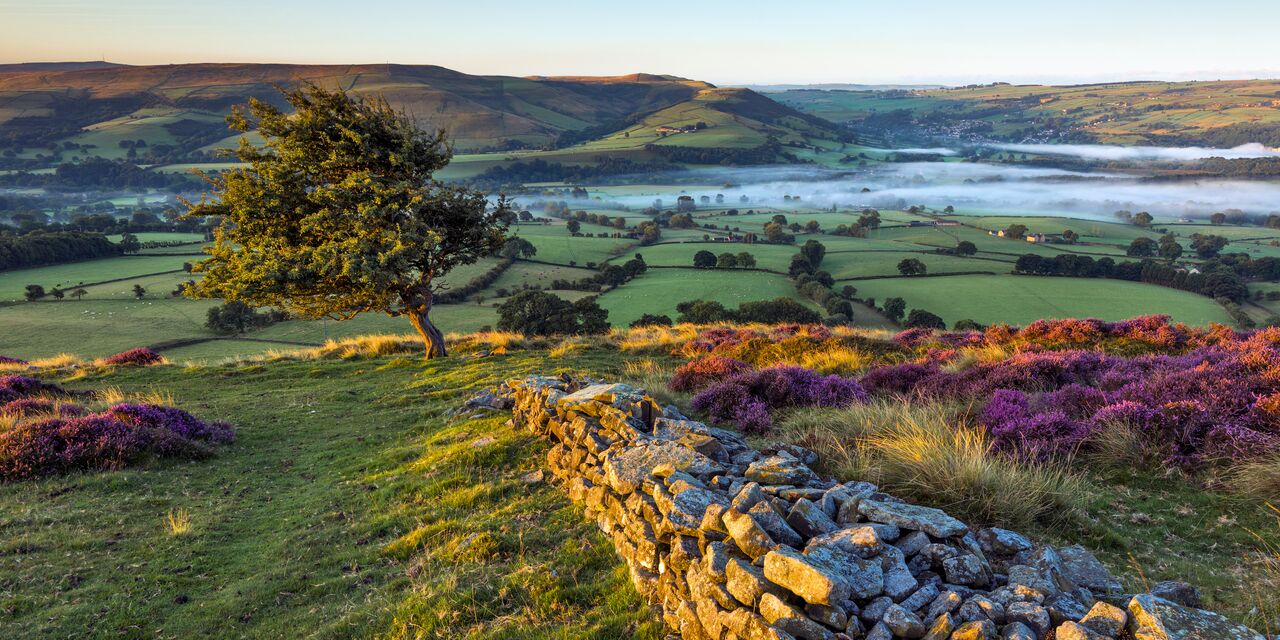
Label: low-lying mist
xmin=993 ymin=142 xmax=1280 ymax=162
xmin=574 ymin=162 xmax=1280 ymax=220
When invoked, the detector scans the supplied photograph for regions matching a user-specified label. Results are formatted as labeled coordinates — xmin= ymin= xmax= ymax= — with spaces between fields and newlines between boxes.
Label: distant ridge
xmin=0 ymin=61 xmax=126 ymax=74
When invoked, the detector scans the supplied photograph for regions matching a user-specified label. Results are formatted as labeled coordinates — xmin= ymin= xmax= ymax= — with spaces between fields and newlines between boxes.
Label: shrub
xmin=668 ymin=356 xmax=752 ymax=392
xmin=0 ymin=356 xmax=26 ymax=365
xmin=691 ymin=366 xmax=868 ymax=433
xmin=0 ymin=402 xmax=233 ymax=481
xmin=100 ymin=348 xmax=163 ymax=367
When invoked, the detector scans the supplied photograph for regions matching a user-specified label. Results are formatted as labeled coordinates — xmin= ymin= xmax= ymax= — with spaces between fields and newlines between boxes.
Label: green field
xmin=597 ymin=269 xmax=822 ymax=327
xmin=851 ymin=274 xmax=1234 ymax=327
xmin=0 ymin=255 xmax=192 ymax=301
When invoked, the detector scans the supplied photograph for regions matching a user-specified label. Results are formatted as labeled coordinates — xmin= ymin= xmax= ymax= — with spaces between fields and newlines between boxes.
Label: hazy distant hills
xmin=773 ymin=80 xmax=1280 ymax=147
xmin=0 ymin=63 xmax=849 ymax=165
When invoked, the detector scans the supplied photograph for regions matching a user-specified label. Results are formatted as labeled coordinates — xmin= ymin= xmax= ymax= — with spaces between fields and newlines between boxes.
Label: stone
xmin=861 ymin=596 xmax=894 ymax=623
xmin=880 ymin=545 xmax=919 ymax=601
xmin=787 ymin=498 xmax=839 ymax=538
xmin=951 ymin=619 xmax=998 ymax=640
xmin=1079 ymin=601 xmax=1127 ymax=637
xmin=882 ymin=604 xmax=926 ymax=638
xmin=977 ymin=528 xmax=1034 ymax=556
xmin=764 ymin=546 xmax=851 ymax=606
xmin=803 ymin=543 xmax=885 ymax=600
xmin=749 ymin=501 xmax=806 ymax=548
xmin=865 ymin=621 xmax=893 ymax=640
xmin=732 ymin=482 xmax=767 ymax=512
xmin=1127 ymin=594 xmax=1265 ymax=640
xmin=704 ymin=540 xmax=737 ymax=580
xmin=922 ymin=612 xmax=956 ymax=640
xmin=1057 ymin=545 xmax=1122 ymax=594
xmin=1045 ymin=591 xmax=1089 ymax=626
xmin=858 ymin=499 xmax=968 ymax=538
xmin=1005 ymin=602 xmax=1051 ymax=637
xmin=895 ymin=530 xmax=932 ymax=557
xmin=746 ymin=455 xmax=819 ymax=486
xmin=959 ymin=595 xmax=1005 ymax=625
xmin=925 ymin=590 xmax=963 ymax=621
xmin=1055 ymin=621 xmax=1106 ymax=640
xmin=602 ymin=441 xmax=722 ymax=494
xmin=723 ymin=508 xmax=777 ymax=560
xmin=943 ymin=554 xmax=987 ymax=587
xmin=998 ymin=621 xmax=1036 ymax=640
xmin=726 ymin=556 xmax=782 ymax=606
xmin=1149 ymin=580 xmax=1202 ymax=608
xmin=806 ymin=603 xmax=849 ymax=630
xmin=760 ymin=592 xmax=835 ymax=640
xmin=900 ymin=583 xmax=942 ymax=613
xmin=805 ymin=526 xmax=882 ymax=559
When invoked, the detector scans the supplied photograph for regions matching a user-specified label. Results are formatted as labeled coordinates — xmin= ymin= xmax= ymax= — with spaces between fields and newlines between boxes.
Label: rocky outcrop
xmin=491 ymin=376 xmax=1265 ymax=640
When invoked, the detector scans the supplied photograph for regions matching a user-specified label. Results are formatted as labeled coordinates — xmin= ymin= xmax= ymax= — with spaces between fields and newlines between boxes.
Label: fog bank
xmin=993 ymin=142 xmax=1280 ymax=162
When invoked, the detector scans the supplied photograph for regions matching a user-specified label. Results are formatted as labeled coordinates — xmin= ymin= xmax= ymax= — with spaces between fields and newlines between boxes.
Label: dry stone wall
xmin=489 ymin=375 xmax=1266 ymax=640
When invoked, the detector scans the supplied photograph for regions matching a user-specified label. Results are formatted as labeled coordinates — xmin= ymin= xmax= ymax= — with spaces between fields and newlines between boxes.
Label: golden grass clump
xmin=776 ymin=400 xmax=1084 ymax=528
xmin=448 ymin=330 xmax=534 ymax=354
xmin=620 ymin=358 xmax=686 ymax=407
xmin=1228 ymin=457 xmax=1280 ymax=500
xmin=615 ymin=324 xmax=701 ymax=353
xmin=165 ymin=508 xmax=193 ymax=536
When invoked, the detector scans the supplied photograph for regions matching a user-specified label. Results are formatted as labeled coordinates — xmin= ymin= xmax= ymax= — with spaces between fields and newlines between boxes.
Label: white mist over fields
xmin=993 ymin=142 xmax=1280 ymax=161
xmin=557 ymin=149 xmax=1280 ymax=220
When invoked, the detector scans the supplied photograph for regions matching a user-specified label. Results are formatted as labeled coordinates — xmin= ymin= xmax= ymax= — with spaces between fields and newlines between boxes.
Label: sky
xmin=2 ymin=0 xmax=1279 ymax=85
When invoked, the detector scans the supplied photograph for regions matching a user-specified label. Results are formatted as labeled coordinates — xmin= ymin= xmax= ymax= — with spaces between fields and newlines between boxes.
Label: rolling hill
xmin=772 ymin=79 xmax=1280 ymax=147
xmin=0 ymin=63 xmax=851 ymax=169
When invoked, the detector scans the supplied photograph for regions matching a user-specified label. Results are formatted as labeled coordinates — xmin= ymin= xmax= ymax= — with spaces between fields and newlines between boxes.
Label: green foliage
xmin=897 ymin=258 xmax=927 ymax=276
xmin=117 ymin=232 xmax=141 ymax=254
xmin=182 ymin=83 xmax=511 ymax=357
xmin=883 ymin=297 xmax=906 ymax=322
xmin=496 ymin=290 xmax=609 ymax=336
xmin=905 ymin=308 xmax=946 ymax=329
xmin=23 ymin=284 xmax=44 ymax=301
xmin=629 ymin=313 xmax=673 ymax=328
xmin=205 ymin=300 xmax=288 ymax=335
xmin=692 ymin=250 xmax=717 ymax=268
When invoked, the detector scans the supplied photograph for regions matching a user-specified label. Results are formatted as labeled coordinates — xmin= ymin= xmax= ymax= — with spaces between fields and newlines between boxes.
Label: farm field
xmin=850 ymin=274 xmax=1235 ymax=326
xmin=0 ymin=254 xmax=191 ymax=301
xmin=596 ymin=269 xmax=829 ymax=327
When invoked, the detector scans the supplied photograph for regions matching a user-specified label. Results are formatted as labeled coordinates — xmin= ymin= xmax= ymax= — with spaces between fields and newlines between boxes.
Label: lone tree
xmin=897 ymin=258 xmax=927 ymax=276
xmin=183 ymin=84 xmax=511 ymax=358
xmin=132 ymin=284 xmax=146 ymax=299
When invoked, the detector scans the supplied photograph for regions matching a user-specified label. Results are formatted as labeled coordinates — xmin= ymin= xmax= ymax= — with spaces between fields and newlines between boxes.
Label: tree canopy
xmin=182 ymin=84 xmax=511 ymax=358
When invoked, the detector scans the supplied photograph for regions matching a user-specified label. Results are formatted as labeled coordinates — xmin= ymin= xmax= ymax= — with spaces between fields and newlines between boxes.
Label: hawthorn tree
xmin=183 ymin=84 xmax=511 ymax=358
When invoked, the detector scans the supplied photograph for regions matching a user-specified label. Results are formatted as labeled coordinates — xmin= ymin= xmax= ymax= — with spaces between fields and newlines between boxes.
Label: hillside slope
xmin=0 ymin=63 xmax=713 ymax=157
xmin=773 ymin=79 xmax=1280 ymax=147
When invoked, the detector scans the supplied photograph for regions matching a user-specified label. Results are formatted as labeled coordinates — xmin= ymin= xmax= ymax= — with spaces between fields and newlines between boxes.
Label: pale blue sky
xmin=2 ymin=0 xmax=1278 ymax=84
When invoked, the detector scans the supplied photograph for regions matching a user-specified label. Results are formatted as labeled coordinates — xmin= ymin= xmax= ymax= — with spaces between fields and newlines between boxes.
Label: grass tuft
xmin=165 ymin=508 xmax=192 ymax=536
xmin=776 ymin=400 xmax=1086 ymax=528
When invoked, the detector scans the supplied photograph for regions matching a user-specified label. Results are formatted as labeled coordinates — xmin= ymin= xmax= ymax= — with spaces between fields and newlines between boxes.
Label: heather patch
xmin=99 ymin=347 xmax=165 ymax=367
xmin=0 ymin=376 xmax=233 ymax=481
xmin=690 ymin=365 xmax=869 ymax=433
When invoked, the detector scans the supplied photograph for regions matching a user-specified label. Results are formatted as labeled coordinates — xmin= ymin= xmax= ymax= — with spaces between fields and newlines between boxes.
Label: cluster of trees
xmin=674 ymin=298 xmax=821 ymax=325
xmin=1014 ymin=253 xmax=1248 ymax=303
xmin=0 ymin=158 xmax=201 ymax=191
xmin=936 ymin=241 xmax=978 ymax=256
xmin=0 ymin=231 xmax=120 ymax=271
xmin=204 ymin=301 xmax=289 ymax=335
xmin=879 ymin=297 xmax=946 ymax=329
xmin=644 ymin=138 xmax=795 ymax=166
xmin=496 ymin=290 xmax=609 ymax=336
xmin=471 ymin=157 xmax=671 ymax=187
xmin=692 ymin=250 xmax=757 ymax=269
xmin=830 ymin=209 xmax=882 ymax=237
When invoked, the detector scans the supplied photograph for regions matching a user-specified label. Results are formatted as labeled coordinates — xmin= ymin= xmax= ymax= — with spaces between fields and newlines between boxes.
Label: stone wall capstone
xmin=488 ymin=375 xmax=1266 ymax=640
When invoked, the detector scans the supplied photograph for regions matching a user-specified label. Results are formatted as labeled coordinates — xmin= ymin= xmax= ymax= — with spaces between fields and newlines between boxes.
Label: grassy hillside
xmin=0 ymin=63 xmax=711 ymax=159
xmin=1 ymin=327 xmax=1276 ymax=635
xmin=773 ymin=79 xmax=1280 ymax=147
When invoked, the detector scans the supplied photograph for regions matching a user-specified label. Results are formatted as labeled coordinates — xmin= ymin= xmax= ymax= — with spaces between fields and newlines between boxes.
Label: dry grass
xmin=165 ymin=508 xmax=193 ymax=536
xmin=1229 ymin=458 xmax=1280 ymax=500
xmin=776 ymin=400 xmax=1086 ymax=528
xmin=448 ymin=330 xmax=535 ymax=354
xmin=790 ymin=345 xmax=873 ymax=375
xmin=97 ymin=386 xmax=175 ymax=407
xmin=0 ymin=353 xmax=82 ymax=373
xmin=619 ymin=358 xmax=687 ymax=408
xmin=615 ymin=324 xmax=701 ymax=353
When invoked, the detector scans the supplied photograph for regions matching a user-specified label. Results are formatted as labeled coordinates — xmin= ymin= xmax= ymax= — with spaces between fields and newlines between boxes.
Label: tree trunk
xmin=408 ymin=305 xmax=447 ymax=359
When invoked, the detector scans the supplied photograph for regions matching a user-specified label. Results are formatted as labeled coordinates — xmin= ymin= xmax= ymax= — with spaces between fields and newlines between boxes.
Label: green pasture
xmin=851 ymin=275 xmax=1234 ymax=327
xmin=596 ymin=269 xmax=817 ymax=327
xmin=0 ymin=255 xmax=192 ymax=301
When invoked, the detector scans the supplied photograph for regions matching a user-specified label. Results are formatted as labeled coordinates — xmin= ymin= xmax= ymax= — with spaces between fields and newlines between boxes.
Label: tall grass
xmin=620 ymin=359 xmax=687 ymax=408
xmin=775 ymin=400 xmax=1085 ymax=528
